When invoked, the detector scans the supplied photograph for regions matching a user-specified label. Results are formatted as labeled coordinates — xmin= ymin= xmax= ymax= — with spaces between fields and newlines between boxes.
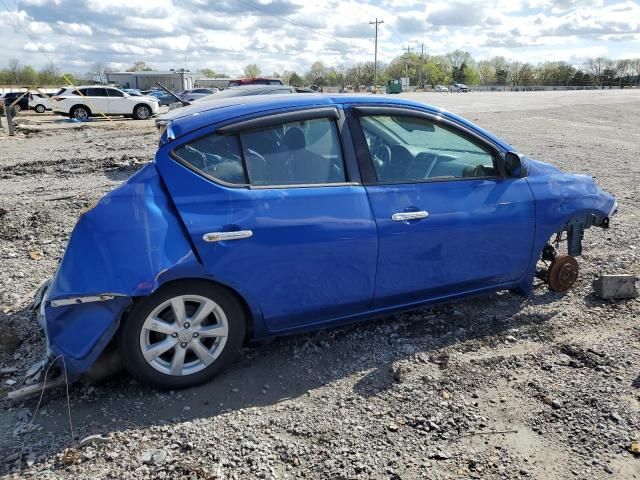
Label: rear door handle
xmin=392 ymin=211 xmax=429 ymax=221
xmin=203 ymin=230 xmax=253 ymax=242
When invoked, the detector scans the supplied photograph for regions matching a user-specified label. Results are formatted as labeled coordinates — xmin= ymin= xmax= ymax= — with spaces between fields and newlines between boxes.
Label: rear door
xmin=156 ymin=107 xmax=378 ymax=332
xmin=349 ymin=106 xmax=535 ymax=307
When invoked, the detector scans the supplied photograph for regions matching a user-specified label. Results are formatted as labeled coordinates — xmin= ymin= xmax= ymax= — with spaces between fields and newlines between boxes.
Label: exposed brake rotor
xmin=548 ymin=255 xmax=579 ymax=292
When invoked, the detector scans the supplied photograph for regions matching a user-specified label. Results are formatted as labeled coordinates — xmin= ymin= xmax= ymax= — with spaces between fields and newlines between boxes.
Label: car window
xmin=86 ymin=88 xmax=109 ymax=97
xmin=73 ymin=89 xmax=88 ymax=96
xmin=173 ymin=117 xmax=347 ymax=187
xmin=108 ymin=89 xmax=124 ymax=97
xmin=241 ymin=117 xmax=346 ymax=186
xmin=359 ymin=115 xmax=496 ymax=183
xmin=173 ymin=134 xmax=247 ymax=185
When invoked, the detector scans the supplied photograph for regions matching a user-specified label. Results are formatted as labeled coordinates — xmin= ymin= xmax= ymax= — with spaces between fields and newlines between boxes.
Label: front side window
xmin=172 ymin=116 xmax=347 ymax=187
xmin=108 ymin=89 xmax=124 ymax=97
xmin=360 ymin=115 xmax=496 ymax=183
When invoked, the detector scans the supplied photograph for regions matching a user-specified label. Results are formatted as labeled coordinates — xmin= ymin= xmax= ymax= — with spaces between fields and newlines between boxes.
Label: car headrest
xmin=283 ymin=127 xmax=306 ymax=151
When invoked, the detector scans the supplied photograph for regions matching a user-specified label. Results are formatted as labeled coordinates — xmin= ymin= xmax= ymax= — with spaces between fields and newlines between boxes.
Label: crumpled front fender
xmin=42 ymin=163 xmax=206 ymax=375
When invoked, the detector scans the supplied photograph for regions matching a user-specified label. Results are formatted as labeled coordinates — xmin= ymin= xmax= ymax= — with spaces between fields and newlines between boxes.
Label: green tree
xmin=306 ymin=61 xmax=326 ymax=86
xmin=200 ymin=68 xmax=217 ymax=78
xmin=21 ymin=65 xmax=37 ymax=85
xmin=288 ymin=71 xmax=304 ymax=87
xmin=463 ymin=64 xmax=480 ymax=85
xmin=39 ymin=62 xmax=60 ymax=85
xmin=127 ymin=60 xmax=152 ymax=72
xmin=476 ymin=60 xmax=495 ymax=85
xmin=243 ymin=63 xmax=261 ymax=78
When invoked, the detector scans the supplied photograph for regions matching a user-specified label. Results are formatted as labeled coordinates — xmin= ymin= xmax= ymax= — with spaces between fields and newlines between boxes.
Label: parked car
xmin=451 ymin=83 xmax=469 ymax=92
xmin=228 ymin=77 xmax=283 ymax=87
xmin=0 ymin=91 xmax=29 ymax=112
xmin=31 ymin=95 xmax=616 ymax=389
xmin=122 ymin=88 xmax=143 ymax=97
xmin=28 ymin=92 xmax=54 ymax=113
xmin=52 ymin=86 xmax=160 ymax=120
xmin=179 ymin=88 xmax=218 ymax=102
xmin=156 ymin=85 xmax=302 ymax=129
xmin=146 ymin=90 xmax=180 ymax=106
xmin=434 ymin=85 xmax=448 ymax=93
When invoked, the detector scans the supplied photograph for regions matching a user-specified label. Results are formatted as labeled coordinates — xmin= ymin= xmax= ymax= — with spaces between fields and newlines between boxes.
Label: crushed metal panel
xmin=593 ymin=275 xmax=638 ymax=300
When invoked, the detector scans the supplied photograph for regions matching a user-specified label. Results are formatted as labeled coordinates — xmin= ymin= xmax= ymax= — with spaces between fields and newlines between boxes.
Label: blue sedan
xmin=33 ymin=95 xmax=616 ymax=388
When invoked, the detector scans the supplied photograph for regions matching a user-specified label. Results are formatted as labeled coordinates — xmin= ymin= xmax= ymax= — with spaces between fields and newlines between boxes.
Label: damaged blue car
xmin=32 ymin=95 xmax=616 ymax=389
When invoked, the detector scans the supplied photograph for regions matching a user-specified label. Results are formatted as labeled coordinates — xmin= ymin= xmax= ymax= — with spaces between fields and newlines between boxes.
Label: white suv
xmin=52 ymin=86 xmax=160 ymax=120
xmin=29 ymin=92 xmax=53 ymax=113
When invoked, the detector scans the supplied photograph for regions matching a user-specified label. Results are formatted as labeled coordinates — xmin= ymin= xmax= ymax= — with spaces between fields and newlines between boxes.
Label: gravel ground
xmin=0 ymin=90 xmax=638 ymax=479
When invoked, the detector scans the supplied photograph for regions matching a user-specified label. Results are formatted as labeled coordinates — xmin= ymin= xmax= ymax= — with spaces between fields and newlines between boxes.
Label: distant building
xmin=105 ymin=70 xmax=203 ymax=91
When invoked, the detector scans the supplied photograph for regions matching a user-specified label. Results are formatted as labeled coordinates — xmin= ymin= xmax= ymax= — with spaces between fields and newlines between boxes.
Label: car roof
xmin=165 ymin=94 xmax=512 ymax=151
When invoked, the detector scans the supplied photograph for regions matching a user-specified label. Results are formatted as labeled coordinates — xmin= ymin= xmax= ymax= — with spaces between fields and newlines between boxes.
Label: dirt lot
xmin=0 ymin=90 xmax=639 ymax=479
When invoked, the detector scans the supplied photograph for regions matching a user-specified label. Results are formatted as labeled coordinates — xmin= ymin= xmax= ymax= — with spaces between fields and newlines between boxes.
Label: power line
xmin=234 ymin=0 xmax=366 ymax=53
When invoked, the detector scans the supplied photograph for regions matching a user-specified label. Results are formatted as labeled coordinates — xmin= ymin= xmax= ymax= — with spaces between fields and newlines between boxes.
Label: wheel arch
xmin=133 ymin=102 xmax=152 ymax=116
xmin=139 ymin=275 xmax=261 ymax=343
xmin=515 ymin=206 xmax=612 ymax=296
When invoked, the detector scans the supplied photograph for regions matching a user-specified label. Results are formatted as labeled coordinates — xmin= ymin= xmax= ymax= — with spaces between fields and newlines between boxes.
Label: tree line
xmin=274 ymin=52 xmax=640 ymax=89
xmin=1 ymin=53 xmax=639 ymax=89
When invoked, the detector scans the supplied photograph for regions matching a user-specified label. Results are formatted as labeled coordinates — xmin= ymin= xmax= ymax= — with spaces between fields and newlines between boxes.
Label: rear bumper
xmin=31 ymin=278 xmax=132 ymax=380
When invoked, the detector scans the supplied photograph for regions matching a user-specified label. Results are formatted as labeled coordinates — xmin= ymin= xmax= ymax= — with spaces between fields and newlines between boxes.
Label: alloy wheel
xmin=139 ymin=295 xmax=229 ymax=376
xmin=73 ymin=107 xmax=88 ymax=120
xmin=136 ymin=106 xmax=150 ymax=119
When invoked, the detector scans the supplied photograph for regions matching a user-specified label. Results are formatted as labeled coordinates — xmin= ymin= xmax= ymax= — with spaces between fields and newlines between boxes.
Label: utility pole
xmin=369 ymin=18 xmax=384 ymax=87
xmin=405 ymin=45 xmax=413 ymax=81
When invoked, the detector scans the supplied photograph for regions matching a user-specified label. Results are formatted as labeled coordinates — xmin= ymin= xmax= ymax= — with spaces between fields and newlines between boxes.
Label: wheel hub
xmin=177 ymin=329 xmax=193 ymax=343
xmin=548 ymin=255 xmax=579 ymax=292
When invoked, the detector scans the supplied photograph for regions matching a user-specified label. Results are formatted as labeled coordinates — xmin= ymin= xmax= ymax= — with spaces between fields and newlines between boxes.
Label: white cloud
xmin=24 ymin=41 xmax=56 ymax=52
xmin=0 ymin=0 xmax=637 ymax=74
xmin=56 ymin=22 xmax=93 ymax=36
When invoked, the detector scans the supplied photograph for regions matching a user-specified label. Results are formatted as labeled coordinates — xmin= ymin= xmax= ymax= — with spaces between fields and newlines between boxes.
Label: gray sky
xmin=0 ymin=0 xmax=638 ymax=75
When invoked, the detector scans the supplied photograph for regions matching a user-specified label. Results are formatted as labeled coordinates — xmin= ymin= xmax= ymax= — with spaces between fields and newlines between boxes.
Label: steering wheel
xmin=371 ymin=144 xmax=391 ymax=177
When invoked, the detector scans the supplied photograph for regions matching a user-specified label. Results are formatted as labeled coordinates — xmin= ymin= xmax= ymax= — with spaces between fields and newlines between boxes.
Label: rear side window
xmin=86 ymin=88 xmax=109 ymax=96
xmin=242 ymin=118 xmax=346 ymax=186
xmin=172 ymin=117 xmax=347 ymax=187
xmin=173 ymin=135 xmax=247 ymax=185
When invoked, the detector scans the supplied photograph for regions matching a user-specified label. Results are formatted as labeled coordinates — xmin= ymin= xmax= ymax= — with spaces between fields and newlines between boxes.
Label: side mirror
xmin=504 ymin=151 xmax=525 ymax=177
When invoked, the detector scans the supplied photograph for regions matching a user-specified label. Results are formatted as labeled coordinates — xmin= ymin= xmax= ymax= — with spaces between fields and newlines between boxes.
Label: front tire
xmin=120 ymin=280 xmax=246 ymax=389
xmin=133 ymin=104 xmax=151 ymax=120
xmin=35 ymin=104 xmax=46 ymax=113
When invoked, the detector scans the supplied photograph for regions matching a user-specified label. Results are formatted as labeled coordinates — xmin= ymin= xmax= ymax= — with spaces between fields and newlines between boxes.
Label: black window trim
xmin=170 ymin=106 xmax=359 ymax=190
xmin=349 ymin=105 xmax=509 ymax=185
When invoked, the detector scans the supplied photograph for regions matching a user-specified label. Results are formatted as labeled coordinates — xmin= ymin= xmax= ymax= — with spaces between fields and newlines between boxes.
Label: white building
xmin=105 ymin=70 xmax=203 ymax=91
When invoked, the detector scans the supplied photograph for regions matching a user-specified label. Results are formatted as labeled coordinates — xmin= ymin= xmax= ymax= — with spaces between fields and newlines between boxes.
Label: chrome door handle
xmin=392 ymin=211 xmax=429 ymax=221
xmin=203 ymin=230 xmax=253 ymax=242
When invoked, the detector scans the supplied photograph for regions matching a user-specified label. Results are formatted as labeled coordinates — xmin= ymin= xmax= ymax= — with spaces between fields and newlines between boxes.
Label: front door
xmin=353 ymin=110 xmax=536 ymax=308
xmin=106 ymin=88 xmax=126 ymax=114
xmin=84 ymin=87 xmax=110 ymax=115
xmin=156 ymin=109 xmax=378 ymax=331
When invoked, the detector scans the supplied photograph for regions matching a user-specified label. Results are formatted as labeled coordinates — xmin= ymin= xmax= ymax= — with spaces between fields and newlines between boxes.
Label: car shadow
xmin=0 ymin=289 xmax=559 ymax=467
